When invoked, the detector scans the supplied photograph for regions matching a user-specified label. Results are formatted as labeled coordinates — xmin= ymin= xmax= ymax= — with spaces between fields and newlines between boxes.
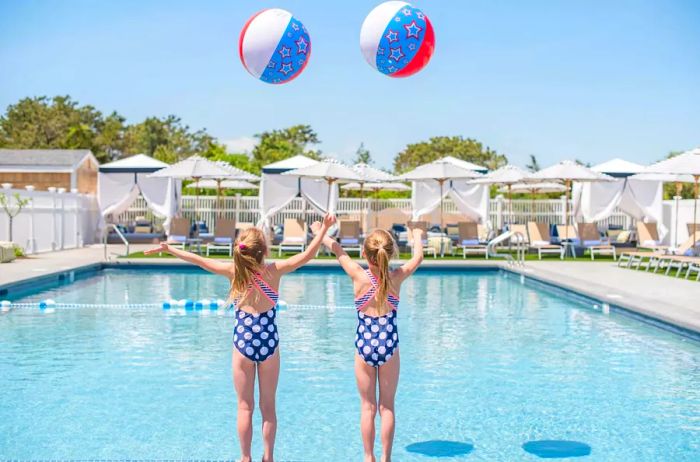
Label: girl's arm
xmin=315 ymin=228 xmax=365 ymax=280
xmin=144 ymin=243 xmax=233 ymax=277
xmin=394 ymin=227 xmax=424 ymax=283
xmin=274 ymin=214 xmax=336 ymax=274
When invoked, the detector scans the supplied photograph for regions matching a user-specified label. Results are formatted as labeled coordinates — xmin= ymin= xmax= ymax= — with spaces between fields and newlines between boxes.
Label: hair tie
xmin=238 ymin=244 xmax=247 ymax=250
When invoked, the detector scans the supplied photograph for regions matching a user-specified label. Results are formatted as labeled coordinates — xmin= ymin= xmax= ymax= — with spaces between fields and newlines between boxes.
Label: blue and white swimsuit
xmin=232 ymin=271 xmax=280 ymax=363
xmin=354 ymin=270 xmax=400 ymax=367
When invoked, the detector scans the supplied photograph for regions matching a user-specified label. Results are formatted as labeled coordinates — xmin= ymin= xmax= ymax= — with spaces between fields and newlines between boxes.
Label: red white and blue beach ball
xmin=360 ymin=1 xmax=435 ymax=78
xmin=239 ymin=9 xmax=311 ymax=84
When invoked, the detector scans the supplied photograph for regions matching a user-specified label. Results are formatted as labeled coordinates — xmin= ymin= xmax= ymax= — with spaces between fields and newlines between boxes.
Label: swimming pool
xmin=1 ymin=267 xmax=699 ymax=460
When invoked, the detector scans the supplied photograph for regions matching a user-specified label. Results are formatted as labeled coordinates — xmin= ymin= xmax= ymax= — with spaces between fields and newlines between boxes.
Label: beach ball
xmin=360 ymin=1 xmax=435 ymax=78
xmin=239 ymin=9 xmax=311 ymax=84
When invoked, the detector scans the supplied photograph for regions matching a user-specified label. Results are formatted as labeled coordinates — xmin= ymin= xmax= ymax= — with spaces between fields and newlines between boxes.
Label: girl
xmin=145 ymin=213 xmax=335 ymax=462
xmin=314 ymin=224 xmax=425 ymax=462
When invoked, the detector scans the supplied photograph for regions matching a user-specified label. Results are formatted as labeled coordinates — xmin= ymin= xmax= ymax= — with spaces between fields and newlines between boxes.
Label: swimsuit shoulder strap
xmin=252 ymin=270 xmax=279 ymax=305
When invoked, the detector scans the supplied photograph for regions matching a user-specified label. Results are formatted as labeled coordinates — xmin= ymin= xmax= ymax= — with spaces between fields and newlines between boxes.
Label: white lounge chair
xmin=165 ymin=217 xmax=190 ymax=252
xmin=576 ymin=223 xmax=616 ymax=260
xmin=407 ymin=221 xmax=436 ymax=258
xmin=528 ymin=222 xmax=564 ymax=259
xmin=453 ymin=222 xmax=488 ymax=258
xmin=277 ymin=218 xmax=307 ymax=256
xmin=338 ymin=220 xmax=362 ymax=255
xmin=206 ymin=219 xmax=236 ymax=256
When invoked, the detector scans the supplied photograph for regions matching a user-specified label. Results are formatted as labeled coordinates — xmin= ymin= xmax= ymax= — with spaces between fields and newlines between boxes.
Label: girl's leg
xmin=377 ymin=349 xmax=400 ymax=462
xmin=355 ymin=353 xmax=378 ymax=462
xmin=232 ymin=349 xmax=257 ymax=462
xmin=257 ymin=350 xmax=280 ymax=462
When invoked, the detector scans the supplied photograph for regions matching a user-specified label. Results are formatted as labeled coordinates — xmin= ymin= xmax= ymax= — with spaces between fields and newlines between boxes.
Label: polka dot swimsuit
xmin=232 ymin=270 xmax=279 ymax=363
xmin=354 ymin=270 xmax=400 ymax=367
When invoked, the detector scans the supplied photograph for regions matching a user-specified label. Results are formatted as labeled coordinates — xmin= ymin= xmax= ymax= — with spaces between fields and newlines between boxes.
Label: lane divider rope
xmin=0 ymin=300 xmax=355 ymax=312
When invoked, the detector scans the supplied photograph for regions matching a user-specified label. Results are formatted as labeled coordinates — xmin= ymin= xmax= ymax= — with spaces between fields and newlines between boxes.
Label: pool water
xmin=1 ymin=268 xmax=699 ymax=461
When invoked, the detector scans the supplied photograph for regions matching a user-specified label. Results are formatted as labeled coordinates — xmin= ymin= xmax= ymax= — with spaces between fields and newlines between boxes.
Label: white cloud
xmin=224 ymin=136 xmax=258 ymax=154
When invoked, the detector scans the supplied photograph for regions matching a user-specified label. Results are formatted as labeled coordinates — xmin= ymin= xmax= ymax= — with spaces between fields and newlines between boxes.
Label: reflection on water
xmin=0 ymin=268 xmax=699 ymax=461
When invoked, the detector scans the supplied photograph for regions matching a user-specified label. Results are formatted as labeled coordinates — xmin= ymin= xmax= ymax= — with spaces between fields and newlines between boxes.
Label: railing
xmin=487 ymin=230 xmax=526 ymax=266
xmin=103 ymin=223 xmax=129 ymax=260
xmin=116 ymin=195 xmax=631 ymax=234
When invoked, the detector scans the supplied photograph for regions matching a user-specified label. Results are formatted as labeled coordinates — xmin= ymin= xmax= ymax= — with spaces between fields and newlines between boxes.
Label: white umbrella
xmin=592 ymin=158 xmax=646 ymax=178
xmin=399 ymin=160 xmax=482 ymax=242
xmin=646 ymin=148 xmax=700 ymax=233
xmin=498 ymin=181 xmax=566 ymax=221
xmin=283 ymin=158 xmax=362 ymax=210
xmin=351 ymin=164 xmax=398 ymax=229
xmin=192 ymin=179 xmax=259 ymax=190
xmin=471 ymin=165 xmax=532 ymax=227
xmin=149 ymin=155 xmax=235 ymax=220
xmin=530 ymin=160 xmax=612 ymax=248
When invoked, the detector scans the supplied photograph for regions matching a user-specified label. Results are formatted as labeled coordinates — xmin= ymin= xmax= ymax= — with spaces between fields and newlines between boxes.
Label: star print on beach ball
xmin=239 ymin=9 xmax=311 ymax=84
xmin=360 ymin=1 xmax=435 ymax=78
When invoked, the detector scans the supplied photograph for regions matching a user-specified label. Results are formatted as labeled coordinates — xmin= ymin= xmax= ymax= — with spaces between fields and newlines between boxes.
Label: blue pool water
xmin=1 ymin=267 xmax=699 ymax=461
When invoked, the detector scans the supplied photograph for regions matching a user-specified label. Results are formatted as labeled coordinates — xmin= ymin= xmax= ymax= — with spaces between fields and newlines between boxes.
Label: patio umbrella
xmin=471 ymin=165 xmax=532 ymax=227
xmin=530 ymin=160 xmax=611 ymax=248
xmin=149 ymin=155 xmax=234 ymax=220
xmin=282 ymin=158 xmax=362 ymax=211
xmin=498 ymin=181 xmax=567 ymax=221
xmin=342 ymin=181 xmax=411 ymax=228
xmin=351 ymin=163 xmax=399 ymax=229
xmin=646 ymin=148 xmax=700 ymax=236
xmin=399 ymin=159 xmax=482 ymax=231
xmin=192 ymin=179 xmax=259 ymax=190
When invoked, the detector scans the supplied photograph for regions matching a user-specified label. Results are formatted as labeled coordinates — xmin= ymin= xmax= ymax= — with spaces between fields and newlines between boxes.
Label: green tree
xmin=392 ymin=136 xmax=507 ymax=173
xmin=526 ymin=154 xmax=541 ymax=172
xmin=662 ymin=150 xmax=695 ymax=199
xmin=251 ymin=124 xmax=321 ymax=170
xmin=354 ymin=142 xmax=373 ymax=165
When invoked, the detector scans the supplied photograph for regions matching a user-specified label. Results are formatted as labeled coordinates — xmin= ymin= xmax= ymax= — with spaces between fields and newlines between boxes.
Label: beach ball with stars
xmin=239 ymin=9 xmax=311 ymax=84
xmin=360 ymin=1 xmax=435 ymax=78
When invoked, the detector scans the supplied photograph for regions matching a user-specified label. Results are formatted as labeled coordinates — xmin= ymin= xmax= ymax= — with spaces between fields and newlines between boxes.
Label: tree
xmin=354 ymin=142 xmax=373 ymax=165
xmin=0 ymin=192 xmax=30 ymax=242
xmin=251 ymin=124 xmax=321 ymax=170
xmin=392 ymin=136 xmax=507 ymax=173
xmin=662 ymin=150 xmax=695 ymax=199
xmin=526 ymin=154 xmax=540 ymax=172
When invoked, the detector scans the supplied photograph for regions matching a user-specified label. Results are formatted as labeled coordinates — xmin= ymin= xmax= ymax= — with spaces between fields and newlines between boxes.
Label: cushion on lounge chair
xmin=461 ymin=239 xmax=480 ymax=245
xmin=341 ymin=238 xmax=360 ymax=245
xmin=616 ymin=231 xmax=631 ymax=243
xmin=283 ymin=237 xmax=306 ymax=243
xmin=583 ymin=240 xmax=602 ymax=246
xmin=169 ymin=235 xmax=187 ymax=243
xmin=642 ymin=239 xmax=661 ymax=247
xmin=213 ymin=237 xmax=233 ymax=244
xmin=532 ymin=240 xmax=551 ymax=246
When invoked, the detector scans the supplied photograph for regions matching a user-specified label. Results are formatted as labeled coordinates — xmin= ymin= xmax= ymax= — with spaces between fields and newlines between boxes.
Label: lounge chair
xmin=376 ymin=208 xmax=409 ymax=233
xmin=636 ymin=222 xmax=666 ymax=251
xmin=0 ymin=241 xmax=16 ymax=263
xmin=166 ymin=217 xmax=190 ymax=251
xmin=133 ymin=216 xmax=153 ymax=234
xmin=527 ymin=222 xmax=565 ymax=260
xmin=407 ymin=221 xmax=437 ymax=258
xmin=338 ymin=220 xmax=362 ymax=255
xmin=687 ymin=223 xmax=700 ymax=235
xmin=645 ymin=232 xmax=700 ymax=276
xmin=686 ymin=260 xmax=700 ymax=281
xmin=206 ymin=219 xmax=236 ymax=256
xmin=618 ymin=232 xmax=700 ymax=270
xmin=277 ymin=218 xmax=308 ymax=256
xmin=453 ymin=222 xmax=488 ymax=258
xmin=577 ymin=223 xmax=617 ymax=260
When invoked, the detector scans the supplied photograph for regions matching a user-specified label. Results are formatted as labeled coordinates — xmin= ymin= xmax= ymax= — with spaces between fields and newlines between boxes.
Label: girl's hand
xmin=322 ymin=213 xmax=336 ymax=229
xmin=144 ymin=242 xmax=171 ymax=255
xmin=310 ymin=221 xmax=322 ymax=235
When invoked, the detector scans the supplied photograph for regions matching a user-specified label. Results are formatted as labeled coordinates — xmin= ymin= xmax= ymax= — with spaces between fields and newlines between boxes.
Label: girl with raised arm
xmin=145 ymin=213 xmax=335 ymax=462
xmin=313 ymin=224 xmax=425 ymax=462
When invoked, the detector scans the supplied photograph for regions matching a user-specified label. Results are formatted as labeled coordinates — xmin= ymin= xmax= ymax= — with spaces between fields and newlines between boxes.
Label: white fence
xmin=0 ymin=187 xmax=100 ymax=254
xmin=114 ymin=194 xmax=631 ymax=232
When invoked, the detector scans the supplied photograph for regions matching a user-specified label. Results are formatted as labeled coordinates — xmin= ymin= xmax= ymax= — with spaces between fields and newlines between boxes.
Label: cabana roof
xmin=262 ymin=154 xmax=318 ymax=174
xmin=591 ymin=158 xmax=645 ymax=177
xmin=99 ymin=154 xmax=168 ymax=173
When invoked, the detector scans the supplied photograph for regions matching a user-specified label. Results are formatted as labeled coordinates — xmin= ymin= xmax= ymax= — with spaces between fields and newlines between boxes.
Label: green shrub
xmin=13 ymin=245 xmax=25 ymax=258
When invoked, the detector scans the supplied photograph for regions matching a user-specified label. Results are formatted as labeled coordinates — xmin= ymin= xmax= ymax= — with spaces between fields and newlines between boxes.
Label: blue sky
xmin=1 ymin=0 xmax=699 ymax=170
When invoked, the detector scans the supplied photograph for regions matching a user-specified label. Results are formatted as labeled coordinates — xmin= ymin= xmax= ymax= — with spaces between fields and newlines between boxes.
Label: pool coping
xmin=2 ymin=258 xmax=698 ymax=339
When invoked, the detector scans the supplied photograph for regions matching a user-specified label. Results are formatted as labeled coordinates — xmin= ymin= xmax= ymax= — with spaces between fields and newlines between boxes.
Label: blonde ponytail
xmin=363 ymin=229 xmax=397 ymax=315
xmin=228 ymin=228 xmax=267 ymax=306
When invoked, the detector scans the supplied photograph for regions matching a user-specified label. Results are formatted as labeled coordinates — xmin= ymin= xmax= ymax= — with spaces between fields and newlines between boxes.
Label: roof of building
xmin=0 ymin=149 xmax=96 ymax=170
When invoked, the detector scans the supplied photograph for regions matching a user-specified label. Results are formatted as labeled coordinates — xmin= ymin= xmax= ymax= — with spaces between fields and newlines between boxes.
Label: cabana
xmin=257 ymin=155 xmax=338 ymax=232
xmin=98 ymin=154 xmax=180 ymax=233
xmin=573 ymin=171 xmax=666 ymax=243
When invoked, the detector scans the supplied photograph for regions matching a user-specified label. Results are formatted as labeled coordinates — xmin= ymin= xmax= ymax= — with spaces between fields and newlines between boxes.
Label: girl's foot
xmin=364 ymin=454 xmax=376 ymax=462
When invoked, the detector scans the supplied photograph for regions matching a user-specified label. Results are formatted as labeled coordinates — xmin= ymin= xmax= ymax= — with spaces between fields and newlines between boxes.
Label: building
xmin=0 ymin=149 xmax=99 ymax=194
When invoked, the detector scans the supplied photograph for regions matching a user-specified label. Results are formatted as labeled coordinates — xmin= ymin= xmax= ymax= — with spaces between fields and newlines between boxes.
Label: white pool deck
xmin=1 ymin=245 xmax=699 ymax=334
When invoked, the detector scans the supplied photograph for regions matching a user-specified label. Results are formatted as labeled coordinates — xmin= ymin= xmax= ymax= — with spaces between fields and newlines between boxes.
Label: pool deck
xmin=1 ymin=245 xmax=699 ymax=334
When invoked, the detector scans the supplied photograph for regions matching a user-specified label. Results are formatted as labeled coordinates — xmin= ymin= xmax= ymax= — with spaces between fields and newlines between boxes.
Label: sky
xmin=1 ymin=0 xmax=699 ymax=171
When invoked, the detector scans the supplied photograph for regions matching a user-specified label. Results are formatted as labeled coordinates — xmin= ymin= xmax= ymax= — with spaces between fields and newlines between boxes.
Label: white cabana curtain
xmin=573 ymin=178 xmax=666 ymax=238
xmin=411 ymin=180 xmax=489 ymax=224
xmin=257 ymin=173 xmax=338 ymax=231
xmin=98 ymin=172 xmax=180 ymax=233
